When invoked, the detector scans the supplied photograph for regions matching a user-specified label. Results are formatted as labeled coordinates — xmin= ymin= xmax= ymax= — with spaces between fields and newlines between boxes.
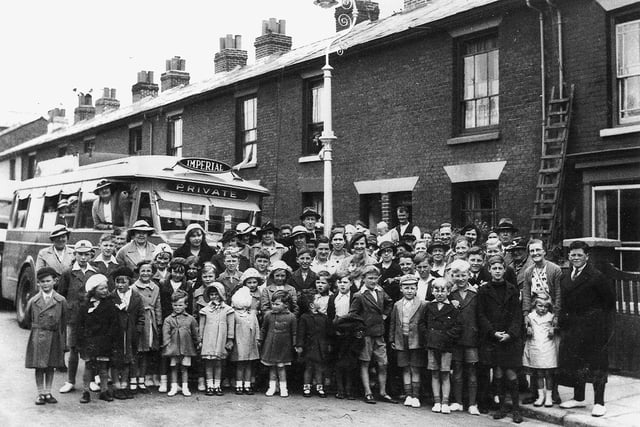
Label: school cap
xmin=399 ymin=275 xmax=419 ymax=287
xmin=37 ymin=267 xmax=59 ymax=280
xmin=74 ymin=240 xmax=94 ymax=253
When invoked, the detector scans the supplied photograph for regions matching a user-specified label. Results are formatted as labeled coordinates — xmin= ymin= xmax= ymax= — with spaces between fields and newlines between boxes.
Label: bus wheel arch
xmin=16 ymin=265 xmax=35 ymax=329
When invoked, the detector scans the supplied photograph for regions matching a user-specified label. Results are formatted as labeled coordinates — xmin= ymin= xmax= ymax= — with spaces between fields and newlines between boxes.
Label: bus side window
xmin=13 ymin=197 xmax=29 ymax=228
xmin=40 ymin=195 xmax=60 ymax=229
xmin=25 ymin=196 xmax=45 ymax=230
xmin=138 ymin=192 xmax=153 ymax=225
xmin=76 ymin=191 xmax=95 ymax=229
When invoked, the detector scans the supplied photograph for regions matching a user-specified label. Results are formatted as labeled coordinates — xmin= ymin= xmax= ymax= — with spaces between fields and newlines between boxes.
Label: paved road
xmin=0 ymin=306 xmax=545 ymax=426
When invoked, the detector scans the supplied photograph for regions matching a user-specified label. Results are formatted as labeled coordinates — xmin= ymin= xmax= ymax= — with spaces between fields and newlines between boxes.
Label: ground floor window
xmin=302 ymin=192 xmax=323 ymax=221
xmin=359 ymin=191 xmax=412 ymax=232
xmin=593 ymin=184 xmax=640 ymax=271
xmin=452 ymin=181 xmax=498 ymax=229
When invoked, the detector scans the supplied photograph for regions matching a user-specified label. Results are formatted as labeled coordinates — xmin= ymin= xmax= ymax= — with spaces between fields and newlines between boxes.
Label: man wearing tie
xmin=558 ymin=240 xmax=615 ymax=417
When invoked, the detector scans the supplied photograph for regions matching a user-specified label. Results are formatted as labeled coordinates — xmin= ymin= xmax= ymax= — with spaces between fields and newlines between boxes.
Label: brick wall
xmin=0 ymin=118 xmax=48 ymax=152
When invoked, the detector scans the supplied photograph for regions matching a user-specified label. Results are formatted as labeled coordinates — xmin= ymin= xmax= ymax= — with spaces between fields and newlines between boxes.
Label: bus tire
xmin=16 ymin=267 xmax=35 ymax=329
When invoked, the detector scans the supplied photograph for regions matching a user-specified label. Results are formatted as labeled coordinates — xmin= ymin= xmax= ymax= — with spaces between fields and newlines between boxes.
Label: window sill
xmin=599 ymin=123 xmax=640 ymax=137
xmin=447 ymin=131 xmax=500 ymax=146
xmin=236 ymin=161 xmax=257 ymax=170
xmin=298 ymin=155 xmax=321 ymax=163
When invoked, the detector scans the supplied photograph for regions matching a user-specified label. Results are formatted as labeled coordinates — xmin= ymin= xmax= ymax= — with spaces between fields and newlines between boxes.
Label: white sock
xmin=206 ymin=379 xmax=214 ymax=388
xmin=213 ymin=379 xmax=221 ymax=388
xmin=244 ymin=381 xmax=251 ymax=388
xmin=236 ymin=381 xmax=243 ymax=388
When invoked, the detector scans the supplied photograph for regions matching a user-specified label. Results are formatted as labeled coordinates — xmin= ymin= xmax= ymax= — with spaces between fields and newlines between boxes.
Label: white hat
xmin=236 ymin=222 xmax=257 ymax=235
xmin=85 ymin=274 xmax=108 ymax=293
xmin=153 ymin=243 xmax=173 ymax=259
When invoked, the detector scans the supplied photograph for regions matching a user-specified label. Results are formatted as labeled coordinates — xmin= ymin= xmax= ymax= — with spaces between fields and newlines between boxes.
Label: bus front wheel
xmin=16 ymin=267 xmax=35 ymax=329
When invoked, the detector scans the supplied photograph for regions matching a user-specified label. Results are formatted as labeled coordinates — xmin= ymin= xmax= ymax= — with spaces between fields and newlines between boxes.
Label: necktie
xmin=571 ymin=268 xmax=578 ymax=281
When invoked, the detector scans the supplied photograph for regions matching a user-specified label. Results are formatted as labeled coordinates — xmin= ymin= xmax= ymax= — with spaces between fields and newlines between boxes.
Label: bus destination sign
xmin=166 ymin=181 xmax=248 ymax=200
xmin=178 ymin=158 xmax=232 ymax=174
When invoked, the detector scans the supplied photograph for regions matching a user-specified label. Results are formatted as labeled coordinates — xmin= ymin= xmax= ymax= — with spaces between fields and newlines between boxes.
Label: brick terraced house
xmin=1 ymin=0 xmax=638 ymax=270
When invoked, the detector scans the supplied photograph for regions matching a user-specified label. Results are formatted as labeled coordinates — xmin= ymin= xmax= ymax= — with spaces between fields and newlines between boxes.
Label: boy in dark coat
xmin=111 ymin=267 xmax=145 ymax=399
xmin=296 ymin=291 xmax=331 ymax=397
xmin=420 ymin=278 xmax=461 ymax=414
xmin=25 ymin=267 xmax=68 ymax=405
xmin=448 ymin=259 xmax=480 ymax=415
xmin=477 ymin=255 xmax=523 ymax=423
xmin=348 ymin=265 xmax=396 ymax=404
xmin=290 ymin=249 xmax=318 ymax=292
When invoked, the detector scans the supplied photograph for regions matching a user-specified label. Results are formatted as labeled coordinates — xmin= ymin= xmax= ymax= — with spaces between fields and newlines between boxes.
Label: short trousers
xmin=359 ymin=336 xmax=388 ymax=365
xmin=427 ymin=349 xmax=452 ymax=371
xmin=396 ymin=349 xmax=426 ymax=368
xmin=170 ymin=356 xmax=192 ymax=367
xmin=452 ymin=346 xmax=479 ymax=363
xmin=261 ymin=361 xmax=292 ymax=367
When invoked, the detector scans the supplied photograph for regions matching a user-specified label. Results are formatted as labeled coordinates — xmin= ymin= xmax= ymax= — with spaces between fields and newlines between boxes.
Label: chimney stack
xmin=214 ymin=35 xmax=248 ymax=73
xmin=95 ymin=88 xmax=120 ymax=114
xmin=132 ymin=71 xmax=159 ymax=102
xmin=74 ymin=93 xmax=95 ymax=123
xmin=47 ymin=108 xmax=67 ymax=133
xmin=254 ymin=19 xmax=292 ymax=61
xmin=335 ymin=1 xmax=379 ymax=32
xmin=403 ymin=0 xmax=429 ymax=10
xmin=161 ymin=56 xmax=190 ymax=91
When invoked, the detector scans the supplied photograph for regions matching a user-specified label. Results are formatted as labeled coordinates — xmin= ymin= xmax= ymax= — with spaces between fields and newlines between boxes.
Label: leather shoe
xmin=364 ymin=393 xmax=376 ymax=404
xmin=244 ymin=386 xmax=254 ymax=395
xmin=99 ymin=391 xmax=113 ymax=402
xmin=379 ymin=394 xmax=398 ymax=404
xmin=79 ymin=391 xmax=91 ymax=403
xmin=35 ymin=394 xmax=46 ymax=405
xmin=44 ymin=394 xmax=57 ymax=404
xmin=512 ymin=411 xmax=523 ymax=424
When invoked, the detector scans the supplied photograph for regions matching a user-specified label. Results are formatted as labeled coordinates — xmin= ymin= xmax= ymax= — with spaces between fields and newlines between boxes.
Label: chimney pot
xmin=132 ymin=70 xmax=159 ymax=102
xmin=161 ymin=57 xmax=190 ymax=91
xmin=96 ymin=87 xmax=120 ymax=115
xmin=255 ymin=18 xmax=292 ymax=60
xmin=214 ymin=34 xmax=248 ymax=73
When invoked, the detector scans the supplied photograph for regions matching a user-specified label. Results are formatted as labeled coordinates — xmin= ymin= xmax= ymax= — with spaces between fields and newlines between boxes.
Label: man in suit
xmin=349 ymin=265 xmax=396 ymax=404
xmin=558 ymin=240 xmax=615 ymax=418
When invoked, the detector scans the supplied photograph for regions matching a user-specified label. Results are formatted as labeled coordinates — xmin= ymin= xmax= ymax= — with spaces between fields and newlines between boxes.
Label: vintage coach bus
xmin=0 ymin=155 xmax=268 ymax=326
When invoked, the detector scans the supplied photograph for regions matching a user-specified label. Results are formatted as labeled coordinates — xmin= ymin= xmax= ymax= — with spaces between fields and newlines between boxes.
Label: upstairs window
xmin=167 ymin=115 xmax=183 ymax=157
xmin=460 ymin=34 xmax=499 ymax=130
xmin=129 ymin=126 xmax=143 ymax=155
xmin=617 ymin=19 xmax=640 ymax=124
xmin=303 ymin=78 xmax=324 ymax=156
xmin=236 ymin=95 xmax=257 ymax=165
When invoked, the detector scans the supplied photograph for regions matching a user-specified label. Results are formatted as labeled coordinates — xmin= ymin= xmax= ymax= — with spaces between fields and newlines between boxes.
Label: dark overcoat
xmin=296 ymin=311 xmax=331 ymax=362
xmin=77 ymin=296 xmax=121 ymax=360
xmin=348 ymin=288 xmax=393 ymax=338
xmin=260 ymin=310 xmax=297 ymax=365
xmin=112 ymin=290 xmax=145 ymax=365
xmin=558 ymin=263 xmax=615 ymax=374
xmin=24 ymin=292 xmax=68 ymax=369
xmin=449 ymin=287 xmax=479 ymax=348
xmin=477 ymin=280 xmax=523 ymax=368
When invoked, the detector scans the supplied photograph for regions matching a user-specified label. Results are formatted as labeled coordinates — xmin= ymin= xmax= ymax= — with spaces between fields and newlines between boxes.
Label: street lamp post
xmin=314 ymin=0 xmax=360 ymax=236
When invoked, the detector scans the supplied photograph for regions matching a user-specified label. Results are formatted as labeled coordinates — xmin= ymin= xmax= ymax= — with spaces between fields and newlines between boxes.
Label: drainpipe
xmin=526 ymin=0 xmax=546 ymax=149
xmin=546 ymin=0 xmax=564 ymax=98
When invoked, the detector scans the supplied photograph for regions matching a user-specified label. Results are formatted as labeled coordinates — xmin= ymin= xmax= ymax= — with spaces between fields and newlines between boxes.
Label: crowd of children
xmin=25 ymin=214 xmax=572 ymax=425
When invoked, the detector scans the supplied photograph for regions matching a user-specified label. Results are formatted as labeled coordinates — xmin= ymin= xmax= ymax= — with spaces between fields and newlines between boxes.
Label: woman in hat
xmin=427 ymin=239 xmax=449 ymax=279
xmin=336 ymin=232 xmax=377 ymax=290
xmin=92 ymin=180 xmax=117 ymax=230
xmin=35 ymin=225 xmax=75 ymax=275
xmin=115 ymin=220 xmax=157 ymax=271
xmin=281 ymin=225 xmax=311 ymax=271
xmin=174 ymin=223 xmax=217 ymax=266
xmin=250 ymin=221 xmax=286 ymax=264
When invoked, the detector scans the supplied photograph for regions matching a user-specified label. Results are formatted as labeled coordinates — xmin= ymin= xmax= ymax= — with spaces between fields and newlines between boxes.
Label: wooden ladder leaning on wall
xmin=530 ymin=84 xmax=575 ymax=249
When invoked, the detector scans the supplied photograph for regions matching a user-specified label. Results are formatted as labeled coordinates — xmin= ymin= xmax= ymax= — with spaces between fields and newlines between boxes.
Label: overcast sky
xmin=0 ymin=0 xmax=404 ymax=126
